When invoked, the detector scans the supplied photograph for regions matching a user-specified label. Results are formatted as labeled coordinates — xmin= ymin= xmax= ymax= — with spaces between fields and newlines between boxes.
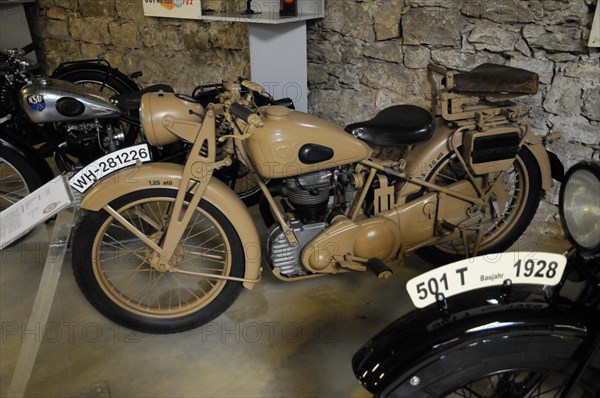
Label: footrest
xmin=438 ymin=220 xmax=458 ymax=235
xmin=367 ymin=258 xmax=393 ymax=280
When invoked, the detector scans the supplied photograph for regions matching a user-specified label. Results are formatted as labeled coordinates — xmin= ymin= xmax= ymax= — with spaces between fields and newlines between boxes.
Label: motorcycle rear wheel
xmin=72 ymin=188 xmax=245 ymax=334
xmin=383 ymin=330 xmax=599 ymax=397
xmin=0 ymin=146 xmax=44 ymax=246
xmin=417 ymin=148 xmax=542 ymax=265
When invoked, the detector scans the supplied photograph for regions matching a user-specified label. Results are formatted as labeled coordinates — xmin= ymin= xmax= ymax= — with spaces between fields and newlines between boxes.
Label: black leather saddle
xmin=111 ymin=84 xmax=175 ymax=111
xmin=345 ymin=105 xmax=435 ymax=147
xmin=452 ymin=63 xmax=539 ymax=95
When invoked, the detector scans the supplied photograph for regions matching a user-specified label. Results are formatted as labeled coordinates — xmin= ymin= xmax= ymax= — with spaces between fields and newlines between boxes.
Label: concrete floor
xmin=0 ymin=202 xmax=569 ymax=398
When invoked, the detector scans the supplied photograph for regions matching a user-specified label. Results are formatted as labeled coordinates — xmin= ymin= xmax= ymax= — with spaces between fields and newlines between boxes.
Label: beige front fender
xmin=80 ymin=162 xmax=262 ymax=289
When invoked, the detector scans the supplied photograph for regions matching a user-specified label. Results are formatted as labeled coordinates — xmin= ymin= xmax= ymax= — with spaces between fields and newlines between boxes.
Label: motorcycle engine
xmin=0 ymin=78 xmax=20 ymax=120
xmin=267 ymin=170 xmax=333 ymax=277
xmin=60 ymin=120 xmax=126 ymax=162
xmin=268 ymin=220 xmax=327 ymax=277
xmin=286 ymin=170 xmax=333 ymax=223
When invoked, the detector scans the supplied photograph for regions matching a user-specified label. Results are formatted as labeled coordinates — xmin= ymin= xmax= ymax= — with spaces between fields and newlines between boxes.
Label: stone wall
xmin=25 ymin=0 xmax=250 ymax=92
xmin=26 ymin=0 xmax=599 ymax=237
xmin=307 ymin=0 xmax=598 ymax=171
xmin=27 ymin=0 xmax=598 ymax=168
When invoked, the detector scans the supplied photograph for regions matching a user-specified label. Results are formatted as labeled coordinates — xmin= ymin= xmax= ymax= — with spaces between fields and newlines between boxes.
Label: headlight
xmin=559 ymin=161 xmax=600 ymax=254
xmin=140 ymin=92 xmax=204 ymax=146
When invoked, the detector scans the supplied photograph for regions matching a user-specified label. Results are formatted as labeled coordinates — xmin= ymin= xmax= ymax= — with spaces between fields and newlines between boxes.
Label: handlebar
xmin=230 ymin=102 xmax=255 ymax=123
xmin=230 ymin=102 xmax=263 ymax=128
xmin=428 ymin=64 xmax=448 ymax=76
xmin=241 ymin=80 xmax=266 ymax=95
xmin=19 ymin=43 xmax=37 ymax=56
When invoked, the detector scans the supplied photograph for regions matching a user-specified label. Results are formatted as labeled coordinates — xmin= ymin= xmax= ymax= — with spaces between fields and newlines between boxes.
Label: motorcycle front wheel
xmin=53 ymin=68 xmax=136 ymax=98
xmin=72 ymin=188 xmax=245 ymax=334
xmin=0 ymin=145 xmax=43 ymax=211
xmin=384 ymin=330 xmax=599 ymax=397
xmin=417 ymin=148 xmax=542 ymax=265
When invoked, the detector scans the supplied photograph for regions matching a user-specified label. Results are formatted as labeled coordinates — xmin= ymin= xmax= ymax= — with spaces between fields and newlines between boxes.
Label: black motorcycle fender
xmin=547 ymin=149 xmax=565 ymax=182
xmin=0 ymin=133 xmax=54 ymax=183
xmin=352 ymin=286 xmax=600 ymax=395
xmin=51 ymin=62 xmax=139 ymax=93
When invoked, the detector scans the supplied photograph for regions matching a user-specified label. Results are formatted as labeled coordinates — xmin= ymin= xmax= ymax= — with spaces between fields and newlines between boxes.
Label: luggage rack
xmin=429 ymin=63 xmax=539 ymax=123
xmin=440 ymin=92 xmax=522 ymax=123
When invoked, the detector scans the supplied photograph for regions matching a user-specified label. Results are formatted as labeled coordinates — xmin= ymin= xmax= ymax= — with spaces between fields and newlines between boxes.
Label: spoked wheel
xmin=55 ymin=69 xmax=134 ymax=98
xmin=443 ymin=369 xmax=589 ymax=397
xmin=0 ymin=146 xmax=42 ymax=211
xmin=417 ymin=148 xmax=542 ymax=265
xmin=72 ymin=189 xmax=245 ymax=334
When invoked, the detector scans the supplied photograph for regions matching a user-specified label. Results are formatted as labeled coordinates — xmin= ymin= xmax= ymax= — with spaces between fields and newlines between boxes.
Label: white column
xmin=248 ymin=21 xmax=308 ymax=112
xmin=0 ymin=2 xmax=37 ymax=62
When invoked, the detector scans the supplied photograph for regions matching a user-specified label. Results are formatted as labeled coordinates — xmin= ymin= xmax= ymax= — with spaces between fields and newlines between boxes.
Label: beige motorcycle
xmin=71 ymin=64 xmax=563 ymax=333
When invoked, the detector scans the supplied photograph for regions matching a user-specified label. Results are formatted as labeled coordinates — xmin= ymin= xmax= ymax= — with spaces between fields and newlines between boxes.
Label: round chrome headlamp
xmin=559 ymin=161 xmax=600 ymax=254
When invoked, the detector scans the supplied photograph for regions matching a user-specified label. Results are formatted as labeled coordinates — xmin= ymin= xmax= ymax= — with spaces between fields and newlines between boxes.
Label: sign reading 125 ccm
xmin=407 ymin=252 xmax=567 ymax=308
xmin=142 ymin=0 xmax=202 ymax=19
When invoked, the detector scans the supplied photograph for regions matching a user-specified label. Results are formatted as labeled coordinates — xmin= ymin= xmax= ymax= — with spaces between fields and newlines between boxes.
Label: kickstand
xmin=461 ymin=228 xmax=483 ymax=259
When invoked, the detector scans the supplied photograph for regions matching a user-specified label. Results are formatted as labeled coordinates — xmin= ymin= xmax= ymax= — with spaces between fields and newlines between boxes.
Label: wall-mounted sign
xmin=142 ymin=0 xmax=202 ymax=19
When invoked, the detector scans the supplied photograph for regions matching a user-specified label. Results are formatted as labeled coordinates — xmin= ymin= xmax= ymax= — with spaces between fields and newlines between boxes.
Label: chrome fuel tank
xmin=19 ymin=78 xmax=121 ymax=123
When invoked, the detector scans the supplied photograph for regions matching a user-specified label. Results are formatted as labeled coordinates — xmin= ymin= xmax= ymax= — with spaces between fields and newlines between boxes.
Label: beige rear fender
xmin=79 ymin=162 xmax=261 ymax=289
xmin=402 ymin=123 xmax=554 ymax=193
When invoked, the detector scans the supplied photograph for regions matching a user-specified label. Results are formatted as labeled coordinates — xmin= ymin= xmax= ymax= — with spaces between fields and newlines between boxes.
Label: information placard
xmin=0 ymin=176 xmax=74 ymax=249
xmin=142 ymin=0 xmax=202 ymax=19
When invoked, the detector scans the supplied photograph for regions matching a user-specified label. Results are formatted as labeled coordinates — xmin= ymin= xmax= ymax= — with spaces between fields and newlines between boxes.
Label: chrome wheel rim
xmin=430 ymin=155 xmax=529 ymax=254
xmin=0 ymin=156 xmax=30 ymax=210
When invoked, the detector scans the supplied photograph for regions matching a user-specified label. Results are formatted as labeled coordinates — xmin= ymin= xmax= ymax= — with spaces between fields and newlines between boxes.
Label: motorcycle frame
xmin=241 ymin=110 xmax=553 ymax=272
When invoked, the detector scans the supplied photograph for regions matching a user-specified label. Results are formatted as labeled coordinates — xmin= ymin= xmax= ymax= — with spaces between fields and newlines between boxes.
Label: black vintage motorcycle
xmin=352 ymin=160 xmax=600 ymax=397
xmin=0 ymin=44 xmax=140 ymax=211
xmin=0 ymin=44 xmax=292 ymax=213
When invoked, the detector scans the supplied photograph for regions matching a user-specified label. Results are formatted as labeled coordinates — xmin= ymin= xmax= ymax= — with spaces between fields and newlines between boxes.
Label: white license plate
xmin=69 ymin=144 xmax=151 ymax=194
xmin=407 ymin=252 xmax=567 ymax=308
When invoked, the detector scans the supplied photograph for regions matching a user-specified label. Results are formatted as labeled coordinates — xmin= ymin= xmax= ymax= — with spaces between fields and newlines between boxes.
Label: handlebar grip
xmin=20 ymin=43 xmax=37 ymax=56
xmin=428 ymin=64 xmax=448 ymax=76
xmin=230 ymin=102 xmax=255 ymax=123
xmin=241 ymin=80 xmax=266 ymax=94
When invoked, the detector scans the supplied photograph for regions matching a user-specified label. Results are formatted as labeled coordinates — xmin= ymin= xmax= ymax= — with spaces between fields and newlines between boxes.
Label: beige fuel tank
xmin=245 ymin=107 xmax=372 ymax=178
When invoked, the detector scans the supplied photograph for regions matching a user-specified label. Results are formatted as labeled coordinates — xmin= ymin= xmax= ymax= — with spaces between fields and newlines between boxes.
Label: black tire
xmin=53 ymin=68 xmax=136 ymax=98
xmin=383 ymin=330 xmax=599 ymax=397
xmin=0 ymin=145 xmax=43 ymax=211
xmin=0 ymin=145 xmax=44 ymax=246
xmin=417 ymin=148 xmax=542 ymax=265
xmin=72 ymin=188 xmax=245 ymax=334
